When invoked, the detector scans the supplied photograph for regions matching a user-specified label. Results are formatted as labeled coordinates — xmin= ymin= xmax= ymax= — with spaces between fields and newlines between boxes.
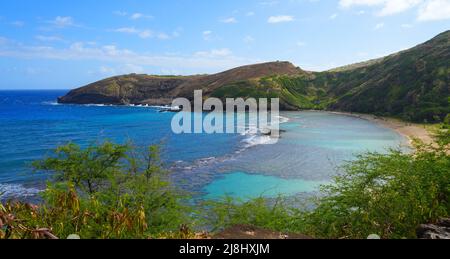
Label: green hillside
xmin=212 ymin=31 xmax=450 ymax=122
xmin=60 ymin=31 xmax=450 ymax=123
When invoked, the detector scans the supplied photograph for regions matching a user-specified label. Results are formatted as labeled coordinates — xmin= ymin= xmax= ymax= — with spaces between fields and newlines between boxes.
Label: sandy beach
xmin=330 ymin=112 xmax=435 ymax=147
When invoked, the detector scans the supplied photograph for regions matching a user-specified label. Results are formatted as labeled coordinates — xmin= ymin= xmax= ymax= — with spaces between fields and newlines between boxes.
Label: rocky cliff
xmin=58 ymin=61 xmax=303 ymax=106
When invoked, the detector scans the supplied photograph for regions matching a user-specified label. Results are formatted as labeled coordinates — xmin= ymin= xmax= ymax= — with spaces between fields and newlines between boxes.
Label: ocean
xmin=0 ymin=90 xmax=408 ymax=201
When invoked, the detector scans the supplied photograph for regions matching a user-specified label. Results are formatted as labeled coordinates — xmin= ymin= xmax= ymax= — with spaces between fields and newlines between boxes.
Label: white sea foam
xmin=238 ymin=115 xmax=290 ymax=149
xmin=242 ymin=135 xmax=278 ymax=148
xmin=171 ymin=156 xmax=221 ymax=172
xmin=147 ymin=105 xmax=171 ymax=109
xmin=42 ymin=102 xmax=109 ymax=107
xmin=42 ymin=101 xmax=164 ymax=109
xmin=278 ymin=115 xmax=290 ymax=124
xmin=172 ymin=116 xmax=291 ymax=172
xmin=0 ymin=183 xmax=41 ymax=200
xmin=41 ymin=101 xmax=60 ymax=106
xmin=194 ymin=157 xmax=218 ymax=168
xmin=85 ymin=104 xmax=107 ymax=107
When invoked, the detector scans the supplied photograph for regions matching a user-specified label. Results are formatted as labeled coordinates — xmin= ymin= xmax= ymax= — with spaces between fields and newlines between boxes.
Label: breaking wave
xmin=0 ymin=183 xmax=41 ymax=200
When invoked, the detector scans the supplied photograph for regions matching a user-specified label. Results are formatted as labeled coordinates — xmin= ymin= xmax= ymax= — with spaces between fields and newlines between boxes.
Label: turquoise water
xmin=204 ymin=172 xmax=325 ymax=200
xmin=0 ymin=90 xmax=408 ymax=200
xmin=200 ymin=112 xmax=408 ymax=200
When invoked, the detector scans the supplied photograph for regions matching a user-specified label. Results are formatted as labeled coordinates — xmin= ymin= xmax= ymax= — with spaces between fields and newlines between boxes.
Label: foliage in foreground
xmin=0 ymin=142 xmax=193 ymax=239
xmin=1 ymin=130 xmax=449 ymax=239
xmin=205 ymin=140 xmax=450 ymax=239
xmin=308 ymin=143 xmax=449 ymax=238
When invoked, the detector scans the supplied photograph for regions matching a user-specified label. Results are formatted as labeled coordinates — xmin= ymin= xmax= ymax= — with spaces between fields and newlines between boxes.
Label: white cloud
xmin=49 ymin=16 xmax=75 ymax=28
xmin=113 ymin=11 xmax=153 ymax=20
xmin=113 ymin=27 xmax=178 ymax=40
xmin=130 ymin=13 xmax=144 ymax=20
xmin=340 ymin=0 xmax=389 ymax=8
xmin=203 ymin=30 xmax=213 ymax=41
xmin=418 ymin=0 xmax=450 ymax=21
xmin=122 ymin=63 xmax=145 ymax=73
xmin=98 ymin=66 xmax=116 ymax=75
xmin=160 ymin=68 xmax=181 ymax=75
xmin=114 ymin=27 xmax=153 ymax=39
xmin=330 ymin=13 xmax=339 ymax=19
xmin=268 ymin=15 xmax=295 ymax=23
xmin=260 ymin=1 xmax=279 ymax=6
xmin=138 ymin=30 xmax=153 ymax=39
xmin=113 ymin=11 xmax=128 ymax=16
xmin=243 ymin=35 xmax=255 ymax=43
xmin=340 ymin=0 xmax=450 ymax=21
xmin=96 ymin=64 xmax=145 ymax=76
xmin=374 ymin=22 xmax=385 ymax=29
xmin=246 ymin=11 xmax=256 ymax=16
xmin=114 ymin=27 xmax=140 ymax=34
xmin=0 ymin=40 xmax=256 ymax=74
xmin=194 ymin=48 xmax=232 ymax=58
xmin=221 ymin=17 xmax=238 ymax=23
xmin=296 ymin=41 xmax=307 ymax=47
xmin=35 ymin=35 xmax=64 ymax=42
xmin=130 ymin=13 xmax=153 ymax=20
xmin=339 ymin=0 xmax=422 ymax=16
xmin=379 ymin=0 xmax=423 ymax=16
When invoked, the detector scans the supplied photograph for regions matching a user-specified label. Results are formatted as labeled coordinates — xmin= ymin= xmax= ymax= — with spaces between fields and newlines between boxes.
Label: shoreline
xmin=39 ymin=101 xmax=438 ymax=147
xmin=329 ymin=111 xmax=435 ymax=147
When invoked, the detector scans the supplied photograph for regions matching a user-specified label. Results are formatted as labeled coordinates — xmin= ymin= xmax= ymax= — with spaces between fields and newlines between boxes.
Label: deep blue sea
xmin=0 ymin=90 xmax=408 ymax=201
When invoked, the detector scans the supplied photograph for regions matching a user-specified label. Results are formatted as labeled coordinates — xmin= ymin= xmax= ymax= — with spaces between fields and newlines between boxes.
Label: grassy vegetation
xmin=1 ymin=125 xmax=449 ymax=239
xmin=1 ymin=142 xmax=194 ymax=239
xmin=210 ymin=31 xmax=449 ymax=123
xmin=177 ymin=62 xmax=448 ymax=123
xmin=211 ymin=81 xmax=279 ymax=100
xmin=205 ymin=138 xmax=449 ymax=239
xmin=211 ymin=65 xmax=448 ymax=123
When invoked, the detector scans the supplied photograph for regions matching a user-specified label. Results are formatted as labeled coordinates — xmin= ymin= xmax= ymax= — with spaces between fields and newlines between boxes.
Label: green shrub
xmin=202 ymin=197 xmax=307 ymax=233
xmin=2 ymin=137 xmax=449 ymax=239
xmin=306 ymin=143 xmax=449 ymax=239
xmin=205 ymin=141 xmax=450 ymax=239
xmin=1 ymin=142 xmax=192 ymax=239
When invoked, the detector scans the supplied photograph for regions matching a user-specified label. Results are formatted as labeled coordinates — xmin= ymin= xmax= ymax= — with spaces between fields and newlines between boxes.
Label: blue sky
xmin=0 ymin=0 xmax=449 ymax=89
